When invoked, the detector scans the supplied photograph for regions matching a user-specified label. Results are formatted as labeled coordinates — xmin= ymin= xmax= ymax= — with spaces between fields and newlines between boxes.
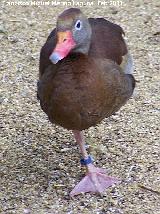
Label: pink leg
xmin=70 ymin=130 xmax=120 ymax=197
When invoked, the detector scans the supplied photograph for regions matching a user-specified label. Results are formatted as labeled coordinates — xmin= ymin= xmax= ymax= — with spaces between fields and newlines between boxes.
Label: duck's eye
xmin=75 ymin=20 xmax=82 ymax=30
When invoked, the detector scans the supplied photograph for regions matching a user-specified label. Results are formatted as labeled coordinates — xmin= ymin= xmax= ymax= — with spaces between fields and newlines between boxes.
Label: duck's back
xmin=88 ymin=18 xmax=127 ymax=64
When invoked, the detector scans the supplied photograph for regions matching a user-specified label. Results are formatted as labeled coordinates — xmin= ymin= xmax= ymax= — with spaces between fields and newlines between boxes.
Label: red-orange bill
xmin=49 ymin=31 xmax=76 ymax=64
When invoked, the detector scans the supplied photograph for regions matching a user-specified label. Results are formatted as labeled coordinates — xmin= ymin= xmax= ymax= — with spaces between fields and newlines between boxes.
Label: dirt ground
xmin=0 ymin=0 xmax=160 ymax=213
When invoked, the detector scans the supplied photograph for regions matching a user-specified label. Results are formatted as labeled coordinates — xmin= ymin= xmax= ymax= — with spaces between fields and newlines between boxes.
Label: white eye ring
xmin=75 ymin=20 xmax=82 ymax=30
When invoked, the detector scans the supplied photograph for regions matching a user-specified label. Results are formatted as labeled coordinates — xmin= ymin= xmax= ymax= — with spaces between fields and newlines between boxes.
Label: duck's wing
xmin=38 ymin=29 xmax=57 ymax=102
xmin=88 ymin=18 xmax=128 ymax=65
xmin=120 ymin=52 xmax=134 ymax=74
xmin=39 ymin=28 xmax=57 ymax=78
xmin=99 ymin=58 xmax=135 ymax=114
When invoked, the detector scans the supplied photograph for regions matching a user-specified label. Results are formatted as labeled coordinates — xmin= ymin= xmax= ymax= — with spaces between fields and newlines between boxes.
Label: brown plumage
xmin=38 ymin=54 xmax=134 ymax=130
xmin=38 ymin=10 xmax=135 ymax=130
xmin=37 ymin=8 xmax=135 ymax=196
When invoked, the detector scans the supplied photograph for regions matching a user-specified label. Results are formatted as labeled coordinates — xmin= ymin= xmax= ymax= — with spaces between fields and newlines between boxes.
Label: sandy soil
xmin=0 ymin=0 xmax=160 ymax=213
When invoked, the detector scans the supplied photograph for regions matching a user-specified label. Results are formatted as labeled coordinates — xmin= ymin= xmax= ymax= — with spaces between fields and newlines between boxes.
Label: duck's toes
xmin=70 ymin=168 xmax=120 ymax=197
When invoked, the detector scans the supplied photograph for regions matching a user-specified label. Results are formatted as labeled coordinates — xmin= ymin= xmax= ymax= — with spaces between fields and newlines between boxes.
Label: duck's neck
xmin=73 ymin=23 xmax=92 ymax=55
xmin=73 ymin=45 xmax=90 ymax=55
xmin=73 ymin=40 xmax=91 ymax=55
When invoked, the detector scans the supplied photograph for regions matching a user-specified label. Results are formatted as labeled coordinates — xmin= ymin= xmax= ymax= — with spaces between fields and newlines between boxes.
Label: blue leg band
xmin=80 ymin=155 xmax=93 ymax=165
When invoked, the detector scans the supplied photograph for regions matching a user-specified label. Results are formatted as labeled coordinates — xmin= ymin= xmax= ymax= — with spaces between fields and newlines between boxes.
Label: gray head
xmin=49 ymin=8 xmax=92 ymax=64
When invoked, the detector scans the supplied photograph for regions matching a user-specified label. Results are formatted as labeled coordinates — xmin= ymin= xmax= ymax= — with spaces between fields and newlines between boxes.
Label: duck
xmin=37 ymin=8 xmax=135 ymax=197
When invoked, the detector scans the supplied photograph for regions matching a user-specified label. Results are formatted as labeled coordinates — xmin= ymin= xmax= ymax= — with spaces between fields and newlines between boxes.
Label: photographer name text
xmin=5 ymin=1 xmax=125 ymax=7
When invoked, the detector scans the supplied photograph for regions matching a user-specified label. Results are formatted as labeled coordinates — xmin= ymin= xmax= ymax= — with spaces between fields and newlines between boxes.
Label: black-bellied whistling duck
xmin=37 ymin=8 xmax=135 ymax=197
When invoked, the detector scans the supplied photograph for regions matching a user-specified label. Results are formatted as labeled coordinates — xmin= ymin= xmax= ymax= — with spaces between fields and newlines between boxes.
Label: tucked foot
xmin=70 ymin=164 xmax=120 ymax=197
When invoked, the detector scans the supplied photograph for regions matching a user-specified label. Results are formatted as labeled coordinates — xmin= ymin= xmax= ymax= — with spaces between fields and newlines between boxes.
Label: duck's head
xmin=49 ymin=8 xmax=92 ymax=64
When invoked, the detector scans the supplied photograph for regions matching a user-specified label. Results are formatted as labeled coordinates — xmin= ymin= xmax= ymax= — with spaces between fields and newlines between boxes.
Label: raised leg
xmin=70 ymin=130 xmax=120 ymax=197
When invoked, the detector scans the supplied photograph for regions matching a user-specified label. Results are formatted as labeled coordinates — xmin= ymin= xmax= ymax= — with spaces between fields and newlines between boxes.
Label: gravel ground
xmin=0 ymin=0 xmax=160 ymax=213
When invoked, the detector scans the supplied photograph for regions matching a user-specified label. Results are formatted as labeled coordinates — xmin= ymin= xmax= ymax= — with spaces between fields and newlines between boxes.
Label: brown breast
xmin=38 ymin=53 xmax=135 ymax=130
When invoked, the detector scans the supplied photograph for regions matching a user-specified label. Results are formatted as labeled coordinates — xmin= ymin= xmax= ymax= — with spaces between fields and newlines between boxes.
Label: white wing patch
xmin=120 ymin=52 xmax=134 ymax=74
